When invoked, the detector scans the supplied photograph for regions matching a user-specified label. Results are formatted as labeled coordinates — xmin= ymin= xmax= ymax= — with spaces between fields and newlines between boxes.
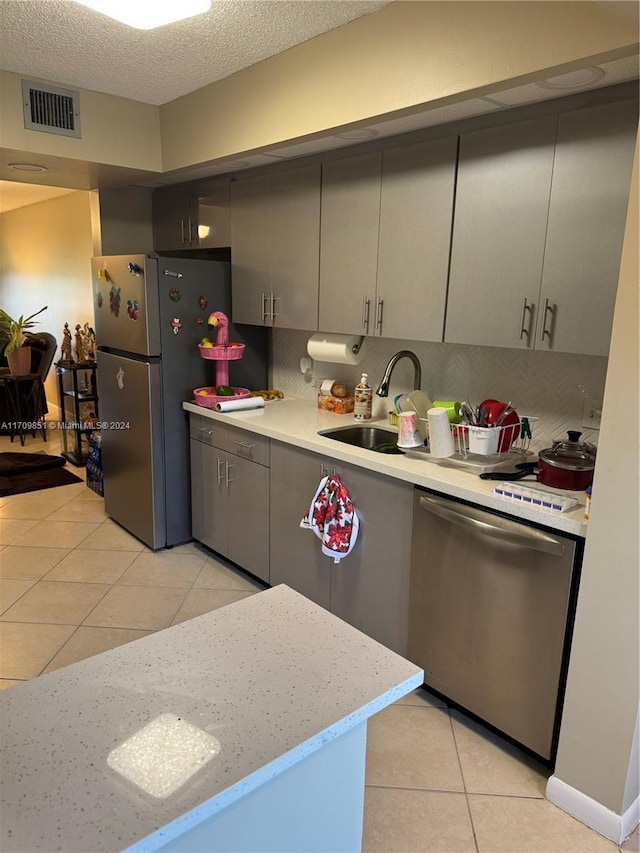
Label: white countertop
xmin=0 ymin=585 xmax=422 ymax=853
xmin=184 ymin=397 xmax=588 ymax=537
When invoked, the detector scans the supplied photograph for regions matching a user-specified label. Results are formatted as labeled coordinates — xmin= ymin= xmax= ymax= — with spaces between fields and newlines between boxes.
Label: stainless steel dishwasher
xmin=408 ymin=488 xmax=582 ymax=762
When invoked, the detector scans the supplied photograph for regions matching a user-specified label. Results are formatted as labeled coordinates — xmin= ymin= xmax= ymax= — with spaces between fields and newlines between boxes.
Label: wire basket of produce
xmin=198 ymin=342 xmax=245 ymax=360
xmin=193 ymin=386 xmax=251 ymax=408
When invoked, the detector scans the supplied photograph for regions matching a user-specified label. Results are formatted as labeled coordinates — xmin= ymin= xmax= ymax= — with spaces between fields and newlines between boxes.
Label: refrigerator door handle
xmin=418 ymin=495 xmax=565 ymax=556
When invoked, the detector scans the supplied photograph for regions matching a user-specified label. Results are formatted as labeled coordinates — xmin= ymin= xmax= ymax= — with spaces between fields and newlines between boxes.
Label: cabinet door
xmin=152 ymin=185 xmax=193 ymax=251
xmin=376 ymin=137 xmax=457 ymax=342
xmin=230 ymin=175 xmax=272 ymax=325
xmin=536 ymin=99 xmax=638 ymax=356
xmin=445 ymin=115 xmax=557 ymax=348
xmin=269 ymin=442 xmax=331 ymax=610
xmin=227 ymin=454 xmax=270 ymax=583
xmin=190 ymin=439 xmax=227 ymax=553
xmin=194 ymin=179 xmax=231 ymax=249
xmin=329 ymin=462 xmax=413 ymax=656
xmin=319 ymin=152 xmax=382 ymax=335
xmin=271 ymin=165 xmax=321 ymax=331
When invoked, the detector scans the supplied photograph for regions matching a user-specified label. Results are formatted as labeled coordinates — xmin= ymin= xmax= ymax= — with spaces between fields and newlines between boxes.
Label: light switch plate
xmin=582 ymin=397 xmax=603 ymax=429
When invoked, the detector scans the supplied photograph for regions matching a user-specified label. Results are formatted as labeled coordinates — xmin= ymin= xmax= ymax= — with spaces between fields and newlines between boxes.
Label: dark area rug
xmin=0 ymin=452 xmax=83 ymax=497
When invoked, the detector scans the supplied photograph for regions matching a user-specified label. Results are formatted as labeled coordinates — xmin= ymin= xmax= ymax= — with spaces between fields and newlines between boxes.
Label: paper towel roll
xmin=215 ymin=397 xmax=265 ymax=413
xmin=307 ymin=334 xmax=364 ymax=365
xmin=427 ymin=407 xmax=455 ymax=458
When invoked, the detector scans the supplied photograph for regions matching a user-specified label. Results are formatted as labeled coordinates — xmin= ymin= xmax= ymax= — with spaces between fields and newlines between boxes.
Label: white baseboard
xmin=546 ymin=775 xmax=640 ymax=845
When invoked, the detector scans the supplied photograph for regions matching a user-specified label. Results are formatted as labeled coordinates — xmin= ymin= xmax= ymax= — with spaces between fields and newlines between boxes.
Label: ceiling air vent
xmin=21 ymin=80 xmax=81 ymax=138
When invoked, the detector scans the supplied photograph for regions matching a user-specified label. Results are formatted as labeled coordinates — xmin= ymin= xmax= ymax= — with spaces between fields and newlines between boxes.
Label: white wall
xmin=551 ymin=137 xmax=639 ymax=819
xmin=0 ymin=191 xmax=94 ymax=403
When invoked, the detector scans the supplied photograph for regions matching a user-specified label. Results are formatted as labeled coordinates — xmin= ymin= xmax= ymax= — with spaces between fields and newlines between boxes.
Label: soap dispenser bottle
xmin=354 ymin=373 xmax=372 ymax=421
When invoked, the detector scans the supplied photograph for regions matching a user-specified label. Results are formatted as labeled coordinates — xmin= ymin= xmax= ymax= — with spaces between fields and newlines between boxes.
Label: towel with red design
xmin=300 ymin=474 xmax=359 ymax=563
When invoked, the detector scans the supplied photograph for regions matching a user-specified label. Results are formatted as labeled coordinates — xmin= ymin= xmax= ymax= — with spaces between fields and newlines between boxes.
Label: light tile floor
xmin=0 ymin=428 xmax=638 ymax=853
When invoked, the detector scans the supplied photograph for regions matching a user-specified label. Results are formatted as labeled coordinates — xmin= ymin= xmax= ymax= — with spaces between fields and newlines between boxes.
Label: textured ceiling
xmin=0 ymin=0 xmax=391 ymax=105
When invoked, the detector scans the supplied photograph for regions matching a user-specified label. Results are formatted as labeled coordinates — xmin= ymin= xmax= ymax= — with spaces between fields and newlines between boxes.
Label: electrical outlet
xmin=582 ymin=397 xmax=603 ymax=430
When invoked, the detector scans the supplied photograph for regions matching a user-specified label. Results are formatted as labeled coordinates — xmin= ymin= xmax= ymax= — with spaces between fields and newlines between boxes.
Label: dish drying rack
xmin=404 ymin=417 xmax=538 ymax=473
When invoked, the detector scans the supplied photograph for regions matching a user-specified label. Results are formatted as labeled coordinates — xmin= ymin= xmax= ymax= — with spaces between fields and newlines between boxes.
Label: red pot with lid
xmin=481 ymin=431 xmax=596 ymax=491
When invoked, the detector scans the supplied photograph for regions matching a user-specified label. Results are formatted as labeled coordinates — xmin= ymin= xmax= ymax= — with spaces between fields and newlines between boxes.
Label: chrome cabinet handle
xmin=362 ymin=296 xmax=371 ymax=332
xmin=539 ymin=298 xmax=555 ymax=342
xmin=225 ymin=461 xmax=234 ymax=486
xmin=180 ymin=219 xmax=186 ymax=246
xmin=216 ymin=457 xmax=225 ymax=485
xmin=188 ymin=218 xmax=194 ymax=245
xmin=271 ymin=293 xmax=279 ymax=322
xmin=376 ymin=298 xmax=384 ymax=333
xmin=261 ymin=292 xmax=269 ymax=323
xmin=233 ymin=440 xmax=254 ymax=453
xmin=518 ymin=298 xmax=534 ymax=341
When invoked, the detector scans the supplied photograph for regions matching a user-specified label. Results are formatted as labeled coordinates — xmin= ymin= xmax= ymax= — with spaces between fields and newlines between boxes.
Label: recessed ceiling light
xmin=334 ymin=128 xmax=379 ymax=140
xmin=73 ymin=0 xmax=212 ymax=30
xmin=8 ymin=163 xmax=49 ymax=173
xmin=537 ymin=67 xmax=605 ymax=90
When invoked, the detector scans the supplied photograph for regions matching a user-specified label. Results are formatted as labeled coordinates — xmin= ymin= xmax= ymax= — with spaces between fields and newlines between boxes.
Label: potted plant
xmin=0 ymin=306 xmax=48 ymax=375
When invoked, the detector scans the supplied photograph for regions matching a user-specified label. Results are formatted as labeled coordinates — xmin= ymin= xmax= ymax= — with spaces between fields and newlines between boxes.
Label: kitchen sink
xmin=318 ymin=426 xmax=404 ymax=454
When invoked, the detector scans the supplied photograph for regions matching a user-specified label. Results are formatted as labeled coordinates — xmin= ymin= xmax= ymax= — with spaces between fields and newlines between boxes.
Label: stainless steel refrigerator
xmin=91 ymin=254 xmax=268 ymax=550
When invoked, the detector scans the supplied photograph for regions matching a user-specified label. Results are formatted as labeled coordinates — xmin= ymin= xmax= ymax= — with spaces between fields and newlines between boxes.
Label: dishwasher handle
xmin=418 ymin=495 xmax=565 ymax=556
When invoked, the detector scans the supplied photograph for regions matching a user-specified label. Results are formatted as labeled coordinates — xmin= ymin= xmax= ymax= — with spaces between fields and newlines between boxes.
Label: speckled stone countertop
xmin=0 ymin=585 xmax=422 ymax=853
xmin=183 ymin=398 xmax=588 ymax=537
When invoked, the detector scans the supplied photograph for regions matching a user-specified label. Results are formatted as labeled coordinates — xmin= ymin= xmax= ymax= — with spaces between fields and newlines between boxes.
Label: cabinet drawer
xmin=189 ymin=414 xmax=226 ymax=449
xmin=225 ymin=426 xmax=270 ymax=467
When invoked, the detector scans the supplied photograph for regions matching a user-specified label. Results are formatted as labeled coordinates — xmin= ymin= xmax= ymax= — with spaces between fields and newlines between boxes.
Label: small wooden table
xmin=0 ymin=373 xmax=47 ymax=446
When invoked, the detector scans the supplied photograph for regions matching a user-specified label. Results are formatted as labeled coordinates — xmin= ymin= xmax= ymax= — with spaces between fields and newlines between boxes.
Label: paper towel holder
xmin=306 ymin=333 xmax=366 ymax=365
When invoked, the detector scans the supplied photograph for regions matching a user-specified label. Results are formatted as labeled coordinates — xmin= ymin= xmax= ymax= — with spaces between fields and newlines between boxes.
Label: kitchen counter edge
xmin=183 ymin=399 xmax=588 ymax=537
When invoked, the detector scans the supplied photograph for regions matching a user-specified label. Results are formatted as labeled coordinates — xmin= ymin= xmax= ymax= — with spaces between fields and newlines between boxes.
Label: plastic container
xmin=354 ymin=373 xmax=372 ymax=421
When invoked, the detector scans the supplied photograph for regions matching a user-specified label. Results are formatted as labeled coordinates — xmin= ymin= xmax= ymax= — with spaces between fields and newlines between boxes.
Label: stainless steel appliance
xmin=92 ymin=254 xmax=267 ymax=550
xmin=408 ymin=488 xmax=582 ymax=761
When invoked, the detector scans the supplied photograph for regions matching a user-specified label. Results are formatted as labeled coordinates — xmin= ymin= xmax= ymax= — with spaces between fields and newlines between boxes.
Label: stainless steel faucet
xmin=375 ymin=350 xmax=422 ymax=397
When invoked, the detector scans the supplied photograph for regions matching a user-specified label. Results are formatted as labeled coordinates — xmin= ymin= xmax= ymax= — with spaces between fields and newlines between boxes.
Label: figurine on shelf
xmin=83 ymin=322 xmax=97 ymax=363
xmin=59 ymin=323 xmax=74 ymax=364
xmin=74 ymin=323 xmax=89 ymax=365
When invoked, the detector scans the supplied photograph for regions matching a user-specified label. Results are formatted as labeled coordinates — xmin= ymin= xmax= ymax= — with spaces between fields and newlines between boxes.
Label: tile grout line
xmin=449 ymin=707 xmax=481 ymax=853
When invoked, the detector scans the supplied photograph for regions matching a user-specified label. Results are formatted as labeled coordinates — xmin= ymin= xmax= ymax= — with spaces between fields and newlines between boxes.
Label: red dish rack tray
xmin=193 ymin=387 xmax=251 ymax=408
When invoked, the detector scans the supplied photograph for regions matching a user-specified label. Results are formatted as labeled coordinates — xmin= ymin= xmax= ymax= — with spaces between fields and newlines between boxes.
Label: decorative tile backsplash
xmin=271 ymin=329 xmax=607 ymax=450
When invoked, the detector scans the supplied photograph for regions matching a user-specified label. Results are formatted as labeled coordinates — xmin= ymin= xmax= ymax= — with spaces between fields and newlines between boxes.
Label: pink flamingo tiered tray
xmin=194 ymin=311 xmax=250 ymax=408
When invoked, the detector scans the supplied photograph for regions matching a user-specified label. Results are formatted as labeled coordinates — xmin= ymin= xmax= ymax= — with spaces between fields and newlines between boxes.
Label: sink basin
xmin=318 ymin=426 xmax=404 ymax=454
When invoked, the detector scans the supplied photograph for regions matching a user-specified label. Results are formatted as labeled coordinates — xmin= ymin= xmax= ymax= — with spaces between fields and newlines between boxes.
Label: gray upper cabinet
xmin=152 ymin=179 xmax=230 ymax=251
xmin=319 ymin=141 xmax=457 ymax=341
xmin=536 ymin=99 xmax=638 ymax=356
xmin=376 ymin=137 xmax=458 ymax=342
xmin=319 ymin=152 xmax=383 ymax=335
xmin=231 ymin=165 xmax=321 ymax=330
xmin=193 ymin=180 xmax=231 ymax=249
xmin=445 ymin=98 xmax=637 ymax=354
xmin=230 ymin=174 xmax=272 ymax=324
xmin=445 ymin=115 xmax=557 ymax=349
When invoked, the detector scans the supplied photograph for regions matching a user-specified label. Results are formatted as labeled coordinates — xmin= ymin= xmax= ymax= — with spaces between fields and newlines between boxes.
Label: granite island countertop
xmin=183 ymin=397 xmax=588 ymax=537
xmin=0 ymin=585 xmax=423 ymax=853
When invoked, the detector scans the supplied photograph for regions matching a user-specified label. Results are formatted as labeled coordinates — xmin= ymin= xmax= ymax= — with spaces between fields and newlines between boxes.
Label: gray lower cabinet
xmin=231 ymin=165 xmax=320 ymax=330
xmin=445 ymin=98 xmax=637 ymax=355
xmin=269 ymin=441 xmax=413 ymax=655
xmin=190 ymin=417 xmax=270 ymax=583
